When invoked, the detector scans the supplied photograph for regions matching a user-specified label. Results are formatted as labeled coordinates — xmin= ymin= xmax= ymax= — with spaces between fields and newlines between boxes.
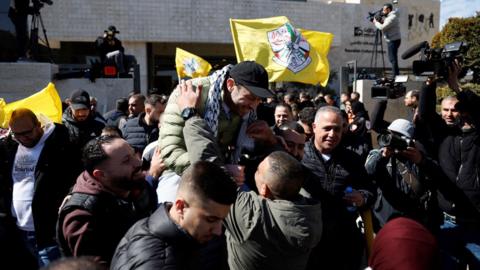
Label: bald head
xmin=9 ymin=108 xmax=43 ymax=148
xmin=255 ymin=151 xmax=304 ymax=200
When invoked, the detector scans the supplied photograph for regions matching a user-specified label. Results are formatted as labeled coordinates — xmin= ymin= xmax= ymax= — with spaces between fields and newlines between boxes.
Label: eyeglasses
xmin=11 ymin=127 xmax=35 ymax=138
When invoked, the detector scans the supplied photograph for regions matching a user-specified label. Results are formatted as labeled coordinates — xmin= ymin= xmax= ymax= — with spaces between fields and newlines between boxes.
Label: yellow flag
xmin=230 ymin=16 xmax=334 ymax=86
xmin=0 ymin=82 xmax=63 ymax=128
xmin=175 ymin=48 xmax=212 ymax=79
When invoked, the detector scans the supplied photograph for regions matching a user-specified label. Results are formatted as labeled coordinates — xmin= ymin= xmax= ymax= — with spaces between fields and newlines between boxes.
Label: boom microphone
xmin=401 ymin=41 xmax=429 ymax=60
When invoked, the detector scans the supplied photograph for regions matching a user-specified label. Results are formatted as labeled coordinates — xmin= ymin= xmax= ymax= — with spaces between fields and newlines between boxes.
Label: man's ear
xmin=92 ymin=169 xmax=104 ymax=180
xmin=226 ymin=78 xmax=235 ymax=93
xmin=259 ymin=183 xmax=271 ymax=198
xmin=145 ymin=104 xmax=152 ymax=114
xmin=174 ymin=198 xmax=188 ymax=220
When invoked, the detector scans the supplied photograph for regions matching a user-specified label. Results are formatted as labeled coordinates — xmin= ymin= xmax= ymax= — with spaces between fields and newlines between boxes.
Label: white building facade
xmin=24 ymin=0 xmax=442 ymax=92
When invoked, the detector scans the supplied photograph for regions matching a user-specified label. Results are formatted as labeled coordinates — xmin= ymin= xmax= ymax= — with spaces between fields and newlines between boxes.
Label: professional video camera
xmin=371 ymin=76 xmax=407 ymax=99
xmin=401 ymin=41 xmax=469 ymax=78
xmin=377 ymin=132 xmax=414 ymax=151
xmin=31 ymin=0 xmax=53 ymax=14
xmin=367 ymin=9 xmax=385 ymax=22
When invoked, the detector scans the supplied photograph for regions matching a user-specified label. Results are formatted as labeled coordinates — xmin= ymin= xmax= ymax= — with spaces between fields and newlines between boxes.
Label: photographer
xmin=365 ymin=119 xmax=441 ymax=232
xmin=95 ymin=25 xmax=137 ymax=76
xmin=372 ymin=3 xmax=401 ymax=76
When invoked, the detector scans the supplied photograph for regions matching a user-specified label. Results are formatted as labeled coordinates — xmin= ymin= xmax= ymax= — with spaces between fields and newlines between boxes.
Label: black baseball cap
xmin=70 ymin=89 xmax=90 ymax=110
xmin=105 ymin=25 xmax=120 ymax=34
xmin=229 ymin=61 xmax=274 ymax=98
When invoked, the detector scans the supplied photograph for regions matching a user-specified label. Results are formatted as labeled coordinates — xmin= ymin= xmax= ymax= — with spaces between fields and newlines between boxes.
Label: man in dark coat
xmin=62 ymin=89 xmax=105 ymax=151
xmin=95 ymin=25 xmax=136 ymax=75
xmin=57 ymin=136 xmax=157 ymax=266
xmin=0 ymin=108 xmax=79 ymax=268
xmin=301 ymin=105 xmax=375 ymax=270
xmin=110 ymin=161 xmax=237 ymax=270
xmin=122 ymin=94 xmax=166 ymax=154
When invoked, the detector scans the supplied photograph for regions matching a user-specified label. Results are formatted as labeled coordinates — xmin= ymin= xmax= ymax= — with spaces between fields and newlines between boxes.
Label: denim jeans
xmin=439 ymin=217 xmax=480 ymax=270
xmin=20 ymin=230 xmax=61 ymax=267
xmin=387 ymin=39 xmax=401 ymax=76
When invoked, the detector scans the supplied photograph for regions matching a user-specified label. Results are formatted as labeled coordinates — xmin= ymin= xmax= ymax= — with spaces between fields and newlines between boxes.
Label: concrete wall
xmin=0 ymin=63 xmax=133 ymax=113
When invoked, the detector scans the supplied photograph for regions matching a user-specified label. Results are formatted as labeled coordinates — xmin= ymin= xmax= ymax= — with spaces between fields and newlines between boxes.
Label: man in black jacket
xmin=122 ymin=94 xmax=166 ymax=154
xmin=301 ymin=105 xmax=374 ymax=270
xmin=0 ymin=108 xmax=79 ymax=268
xmin=95 ymin=25 xmax=137 ymax=75
xmin=62 ymin=89 xmax=105 ymax=151
xmin=57 ymin=136 xmax=157 ymax=266
xmin=110 ymin=161 xmax=237 ymax=270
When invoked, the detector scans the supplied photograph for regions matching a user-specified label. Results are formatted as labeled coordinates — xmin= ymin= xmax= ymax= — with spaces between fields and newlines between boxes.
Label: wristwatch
xmin=181 ymin=107 xmax=198 ymax=121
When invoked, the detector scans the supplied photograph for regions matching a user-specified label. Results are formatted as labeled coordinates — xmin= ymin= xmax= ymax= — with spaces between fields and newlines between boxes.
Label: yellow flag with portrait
xmin=230 ymin=16 xmax=334 ymax=86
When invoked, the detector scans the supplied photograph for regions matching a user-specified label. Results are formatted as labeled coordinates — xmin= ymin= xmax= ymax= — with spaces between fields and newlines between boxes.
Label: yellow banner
xmin=0 ymin=82 xmax=63 ymax=128
xmin=175 ymin=48 xmax=212 ymax=79
xmin=230 ymin=16 xmax=334 ymax=86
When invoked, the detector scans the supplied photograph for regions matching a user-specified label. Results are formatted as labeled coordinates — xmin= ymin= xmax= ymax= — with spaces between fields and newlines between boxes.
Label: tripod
xmin=370 ymin=29 xmax=386 ymax=76
xmin=29 ymin=8 xmax=53 ymax=62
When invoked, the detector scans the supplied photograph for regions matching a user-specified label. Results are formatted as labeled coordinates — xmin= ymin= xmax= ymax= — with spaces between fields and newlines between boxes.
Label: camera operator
xmin=8 ymin=0 xmax=31 ymax=60
xmin=432 ymin=61 xmax=480 ymax=269
xmin=365 ymin=119 xmax=441 ymax=232
xmin=95 ymin=25 xmax=137 ymax=76
xmin=371 ymin=3 xmax=401 ymax=76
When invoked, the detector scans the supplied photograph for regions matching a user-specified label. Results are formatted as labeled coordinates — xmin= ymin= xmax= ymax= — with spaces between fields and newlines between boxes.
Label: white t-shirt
xmin=11 ymin=123 xmax=54 ymax=231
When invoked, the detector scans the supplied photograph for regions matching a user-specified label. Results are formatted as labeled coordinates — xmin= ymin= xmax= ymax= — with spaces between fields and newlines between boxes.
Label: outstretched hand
xmin=246 ymin=120 xmax=277 ymax=146
xmin=176 ymin=80 xmax=203 ymax=111
xmin=447 ymin=59 xmax=462 ymax=93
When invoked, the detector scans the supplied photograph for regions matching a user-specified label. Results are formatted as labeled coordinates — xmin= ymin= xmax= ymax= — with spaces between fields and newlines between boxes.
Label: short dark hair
xmin=130 ymin=94 xmax=146 ymax=104
xmin=265 ymin=151 xmax=304 ymax=200
xmin=145 ymin=94 xmax=168 ymax=106
xmin=351 ymin=92 xmax=360 ymax=99
xmin=409 ymin=90 xmax=420 ymax=100
xmin=384 ymin=3 xmax=393 ymax=10
xmin=275 ymin=103 xmax=292 ymax=113
xmin=101 ymin=126 xmax=122 ymax=138
xmin=298 ymin=107 xmax=316 ymax=125
xmin=179 ymin=161 xmax=237 ymax=205
xmin=82 ymin=136 xmax=116 ymax=174
xmin=116 ymin=98 xmax=128 ymax=112
xmin=41 ymin=256 xmax=106 ymax=270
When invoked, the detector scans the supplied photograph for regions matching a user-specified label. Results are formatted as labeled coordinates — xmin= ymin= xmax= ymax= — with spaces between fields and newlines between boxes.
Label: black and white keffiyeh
xmin=202 ymin=64 xmax=257 ymax=163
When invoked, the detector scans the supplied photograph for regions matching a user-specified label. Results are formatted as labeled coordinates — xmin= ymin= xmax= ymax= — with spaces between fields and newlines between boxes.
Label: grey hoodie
xmin=224 ymin=191 xmax=323 ymax=270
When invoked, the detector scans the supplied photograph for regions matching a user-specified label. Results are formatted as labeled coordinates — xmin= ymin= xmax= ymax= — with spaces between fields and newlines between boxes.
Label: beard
xmin=114 ymin=167 xmax=145 ymax=191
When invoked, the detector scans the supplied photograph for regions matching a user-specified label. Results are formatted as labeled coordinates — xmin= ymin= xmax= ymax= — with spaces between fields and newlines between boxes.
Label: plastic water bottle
xmin=344 ymin=186 xmax=357 ymax=212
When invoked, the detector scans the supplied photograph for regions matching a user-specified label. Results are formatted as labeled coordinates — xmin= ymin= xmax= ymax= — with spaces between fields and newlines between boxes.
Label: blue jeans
xmin=387 ymin=39 xmax=401 ymax=76
xmin=439 ymin=217 xmax=480 ymax=270
xmin=20 ymin=230 xmax=61 ymax=267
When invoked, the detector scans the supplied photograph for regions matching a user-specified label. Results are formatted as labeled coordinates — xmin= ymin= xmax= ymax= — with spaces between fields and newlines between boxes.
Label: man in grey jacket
xmin=373 ymin=3 xmax=401 ymax=76
xmin=224 ymin=151 xmax=323 ymax=270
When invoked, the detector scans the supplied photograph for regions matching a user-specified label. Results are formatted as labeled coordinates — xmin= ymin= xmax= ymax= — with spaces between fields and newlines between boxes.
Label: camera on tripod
xmin=367 ymin=9 xmax=385 ymax=23
xmin=401 ymin=41 xmax=469 ymax=79
xmin=371 ymin=76 xmax=407 ymax=99
xmin=31 ymin=0 xmax=53 ymax=14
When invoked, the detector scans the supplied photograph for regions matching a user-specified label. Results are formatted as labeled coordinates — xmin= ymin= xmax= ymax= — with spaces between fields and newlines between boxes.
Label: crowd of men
xmin=0 ymin=58 xmax=479 ymax=270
